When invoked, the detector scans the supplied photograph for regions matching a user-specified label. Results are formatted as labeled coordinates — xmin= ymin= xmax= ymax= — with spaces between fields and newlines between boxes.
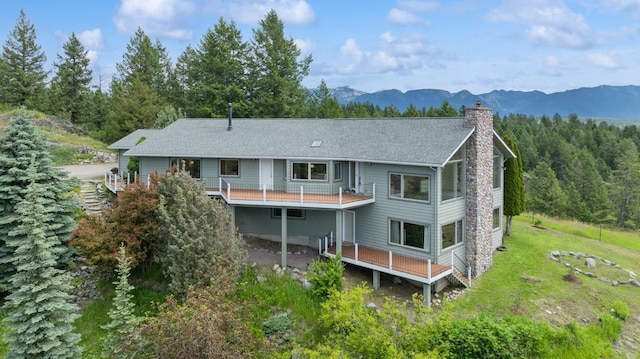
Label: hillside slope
xmin=0 ymin=110 xmax=115 ymax=165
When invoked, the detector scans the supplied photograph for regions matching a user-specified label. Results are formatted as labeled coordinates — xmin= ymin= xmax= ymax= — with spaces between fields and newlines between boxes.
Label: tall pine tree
xmin=102 ymin=244 xmax=138 ymax=358
xmin=0 ymin=109 xmax=78 ymax=286
xmin=3 ymin=162 xmax=82 ymax=358
xmin=247 ymin=10 xmax=312 ymax=118
xmin=503 ymin=135 xmax=525 ymax=236
xmin=0 ymin=10 xmax=48 ymax=109
xmin=156 ymin=167 xmax=246 ymax=295
xmin=51 ymin=32 xmax=93 ymax=125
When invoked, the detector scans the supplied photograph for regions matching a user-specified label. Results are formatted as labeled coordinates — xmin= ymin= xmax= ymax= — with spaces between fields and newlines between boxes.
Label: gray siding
xmin=140 ymin=157 xmax=169 ymax=184
xmin=117 ymin=149 xmax=128 ymax=175
xmin=235 ymin=207 xmax=335 ymax=247
xmin=355 ymin=163 xmax=436 ymax=260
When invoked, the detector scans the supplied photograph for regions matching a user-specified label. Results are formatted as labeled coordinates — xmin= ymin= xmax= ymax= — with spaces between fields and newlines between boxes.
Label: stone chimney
xmin=464 ymin=103 xmax=494 ymax=276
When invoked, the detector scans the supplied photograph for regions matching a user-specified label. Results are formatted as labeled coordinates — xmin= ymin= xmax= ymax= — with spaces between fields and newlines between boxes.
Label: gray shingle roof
xmin=119 ymin=118 xmax=476 ymax=167
xmin=108 ymin=129 xmax=160 ymax=149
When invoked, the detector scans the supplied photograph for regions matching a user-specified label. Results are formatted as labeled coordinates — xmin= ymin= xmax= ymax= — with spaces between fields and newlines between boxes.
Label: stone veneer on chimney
xmin=464 ymin=105 xmax=494 ymax=276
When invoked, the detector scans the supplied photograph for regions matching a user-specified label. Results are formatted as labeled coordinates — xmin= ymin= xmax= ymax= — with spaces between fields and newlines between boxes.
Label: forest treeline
xmin=1 ymin=9 xmax=639 ymax=230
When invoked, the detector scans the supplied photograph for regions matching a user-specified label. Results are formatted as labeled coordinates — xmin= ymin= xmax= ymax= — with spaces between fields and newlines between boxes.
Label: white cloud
xmin=294 ymin=38 xmax=315 ymax=54
xmin=220 ymin=0 xmax=316 ymax=24
xmin=586 ymin=52 xmax=620 ymax=69
xmin=114 ymin=0 xmax=196 ymax=40
xmin=78 ymin=29 xmax=105 ymax=49
xmin=397 ymin=0 xmax=441 ymax=13
xmin=487 ymin=0 xmax=594 ymax=49
xmin=340 ymin=38 xmax=365 ymax=64
xmin=388 ymin=8 xmax=422 ymax=25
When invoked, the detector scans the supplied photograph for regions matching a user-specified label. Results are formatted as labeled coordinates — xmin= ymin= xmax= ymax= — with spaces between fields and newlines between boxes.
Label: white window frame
xmin=291 ymin=162 xmax=328 ymax=181
xmin=389 ymin=219 xmax=430 ymax=252
xmin=441 ymin=219 xmax=464 ymax=250
xmin=389 ymin=173 xmax=430 ymax=203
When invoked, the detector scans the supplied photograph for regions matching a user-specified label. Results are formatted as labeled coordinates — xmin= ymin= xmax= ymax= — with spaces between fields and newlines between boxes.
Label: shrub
xmin=611 ymin=300 xmax=630 ymax=321
xmin=307 ymin=254 xmax=344 ymax=299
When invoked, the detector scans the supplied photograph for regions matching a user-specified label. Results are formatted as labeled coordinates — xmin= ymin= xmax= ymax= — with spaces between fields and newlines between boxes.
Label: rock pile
xmin=548 ymin=251 xmax=640 ymax=287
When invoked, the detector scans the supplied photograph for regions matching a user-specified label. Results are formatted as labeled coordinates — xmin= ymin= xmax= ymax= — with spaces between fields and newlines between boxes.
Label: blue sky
xmin=1 ymin=0 xmax=639 ymax=94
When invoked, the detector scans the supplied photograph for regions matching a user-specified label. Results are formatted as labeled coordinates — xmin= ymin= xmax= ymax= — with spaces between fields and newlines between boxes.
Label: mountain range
xmin=329 ymin=85 xmax=640 ymax=121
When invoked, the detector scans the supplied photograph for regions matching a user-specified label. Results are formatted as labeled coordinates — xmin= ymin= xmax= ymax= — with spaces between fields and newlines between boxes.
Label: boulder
xmin=585 ymin=257 xmax=596 ymax=269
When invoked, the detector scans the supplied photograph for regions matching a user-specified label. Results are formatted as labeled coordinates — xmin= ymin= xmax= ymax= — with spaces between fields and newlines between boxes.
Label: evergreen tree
xmin=86 ymin=84 xmax=112 ymax=136
xmin=307 ymin=80 xmax=342 ymax=118
xmin=247 ymin=10 xmax=312 ymax=118
xmin=175 ymin=18 xmax=249 ymax=118
xmin=402 ymin=104 xmax=422 ymax=117
xmin=611 ymin=140 xmax=640 ymax=229
xmin=105 ymin=77 xmax=162 ymax=143
xmin=0 ymin=10 xmax=48 ymax=109
xmin=102 ymin=244 xmax=138 ymax=358
xmin=0 ymin=109 xmax=78 ymax=286
xmin=156 ymin=167 xmax=246 ymax=295
xmin=503 ymin=135 xmax=525 ymax=236
xmin=3 ymin=162 xmax=82 ymax=358
xmin=153 ymin=105 xmax=184 ymax=129
xmin=51 ymin=33 xmax=93 ymax=125
xmin=564 ymin=148 xmax=610 ymax=222
xmin=526 ymin=162 xmax=567 ymax=218
xmin=116 ymin=27 xmax=170 ymax=96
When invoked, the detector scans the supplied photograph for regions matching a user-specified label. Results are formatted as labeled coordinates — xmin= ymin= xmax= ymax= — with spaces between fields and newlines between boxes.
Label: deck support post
xmin=373 ymin=270 xmax=380 ymax=290
xmin=335 ymin=211 xmax=343 ymax=256
xmin=281 ymin=208 xmax=287 ymax=268
xmin=423 ymin=283 xmax=431 ymax=308
xmin=229 ymin=206 xmax=236 ymax=228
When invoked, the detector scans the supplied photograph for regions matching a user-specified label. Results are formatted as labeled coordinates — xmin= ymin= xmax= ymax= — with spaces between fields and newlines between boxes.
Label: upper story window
xmin=334 ymin=161 xmax=342 ymax=181
xmin=442 ymin=148 xmax=463 ymax=200
xmin=389 ymin=219 xmax=430 ymax=251
xmin=220 ymin=159 xmax=239 ymax=176
xmin=493 ymin=154 xmax=501 ymax=189
xmin=442 ymin=219 xmax=463 ymax=250
xmin=389 ymin=173 xmax=430 ymax=202
xmin=292 ymin=162 xmax=327 ymax=181
xmin=170 ymin=158 xmax=201 ymax=178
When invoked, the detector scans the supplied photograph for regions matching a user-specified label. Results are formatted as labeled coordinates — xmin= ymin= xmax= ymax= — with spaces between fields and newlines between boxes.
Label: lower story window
xmin=442 ymin=220 xmax=463 ymax=249
xmin=493 ymin=207 xmax=501 ymax=229
xmin=170 ymin=158 xmax=201 ymax=178
xmin=271 ymin=208 xmax=305 ymax=219
xmin=389 ymin=219 xmax=430 ymax=251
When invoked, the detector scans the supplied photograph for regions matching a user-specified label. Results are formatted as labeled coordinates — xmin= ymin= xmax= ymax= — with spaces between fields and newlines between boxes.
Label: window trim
xmin=388 ymin=172 xmax=431 ymax=203
xmin=219 ymin=159 xmax=240 ymax=177
xmin=493 ymin=207 xmax=501 ymax=230
xmin=271 ymin=208 xmax=306 ymax=220
xmin=388 ymin=218 xmax=430 ymax=252
xmin=170 ymin=158 xmax=201 ymax=179
xmin=441 ymin=219 xmax=464 ymax=250
xmin=442 ymin=156 xmax=463 ymax=201
xmin=493 ymin=154 xmax=501 ymax=189
xmin=333 ymin=161 xmax=342 ymax=181
xmin=291 ymin=162 xmax=328 ymax=182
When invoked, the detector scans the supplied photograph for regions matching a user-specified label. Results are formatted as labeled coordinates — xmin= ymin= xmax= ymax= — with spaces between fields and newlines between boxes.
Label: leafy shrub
xmin=307 ymin=253 xmax=344 ymax=299
xmin=598 ymin=315 xmax=622 ymax=340
xmin=127 ymin=281 xmax=268 ymax=358
xmin=611 ymin=300 xmax=630 ymax=320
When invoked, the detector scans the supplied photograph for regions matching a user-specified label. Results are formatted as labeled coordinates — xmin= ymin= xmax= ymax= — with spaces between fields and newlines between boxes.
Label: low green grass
xmin=235 ymin=267 xmax=322 ymax=346
xmin=450 ymin=217 xmax=640 ymax=358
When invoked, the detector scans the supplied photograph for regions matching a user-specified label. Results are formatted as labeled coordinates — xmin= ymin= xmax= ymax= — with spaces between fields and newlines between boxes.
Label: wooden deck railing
xmin=323 ymin=241 xmax=452 ymax=285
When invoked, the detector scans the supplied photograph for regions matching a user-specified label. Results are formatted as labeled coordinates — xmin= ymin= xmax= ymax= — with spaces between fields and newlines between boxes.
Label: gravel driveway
xmin=59 ymin=163 xmax=116 ymax=180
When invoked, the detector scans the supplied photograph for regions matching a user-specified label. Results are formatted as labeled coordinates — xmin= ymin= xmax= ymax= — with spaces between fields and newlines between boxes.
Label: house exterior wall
xmin=140 ymin=157 xmax=169 ymax=180
xmin=117 ymin=149 xmax=128 ymax=175
xmin=235 ymin=207 xmax=335 ymax=247
xmin=355 ymin=163 xmax=437 ymax=259
xmin=464 ymin=106 xmax=495 ymax=276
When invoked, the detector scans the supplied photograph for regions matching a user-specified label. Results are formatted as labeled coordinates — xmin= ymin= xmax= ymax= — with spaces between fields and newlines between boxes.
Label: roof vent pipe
xmin=227 ymin=103 xmax=233 ymax=131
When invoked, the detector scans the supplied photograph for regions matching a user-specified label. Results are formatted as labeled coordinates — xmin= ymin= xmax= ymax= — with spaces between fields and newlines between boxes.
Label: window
xmin=390 ymin=219 xmax=429 ymax=251
xmin=493 ymin=207 xmax=501 ymax=229
xmin=493 ymin=154 xmax=501 ymax=189
xmin=334 ymin=161 xmax=342 ymax=181
xmin=442 ymin=148 xmax=463 ymax=200
xmin=220 ymin=159 xmax=239 ymax=176
xmin=442 ymin=220 xmax=463 ymax=249
xmin=389 ymin=173 xmax=430 ymax=202
xmin=170 ymin=158 xmax=201 ymax=178
xmin=292 ymin=162 xmax=327 ymax=181
xmin=271 ymin=208 xmax=305 ymax=219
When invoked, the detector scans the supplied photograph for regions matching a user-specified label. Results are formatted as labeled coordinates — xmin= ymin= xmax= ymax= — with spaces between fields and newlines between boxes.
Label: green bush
xmin=307 ymin=253 xmax=344 ymax=299
xmin=611 ymin=300 xmax=630 ymax=321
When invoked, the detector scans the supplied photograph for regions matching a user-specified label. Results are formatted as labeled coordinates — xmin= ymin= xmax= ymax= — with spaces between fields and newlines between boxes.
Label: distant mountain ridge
xmin=333 ymin=85 xmax=640 ymax=120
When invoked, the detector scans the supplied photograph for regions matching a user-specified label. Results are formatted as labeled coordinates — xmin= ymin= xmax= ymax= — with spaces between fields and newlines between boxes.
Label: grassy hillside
xmin=450 ymin=215 xmax=640 ymax=358
xmin=0 ymin=108 xmax=112 ymax=165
